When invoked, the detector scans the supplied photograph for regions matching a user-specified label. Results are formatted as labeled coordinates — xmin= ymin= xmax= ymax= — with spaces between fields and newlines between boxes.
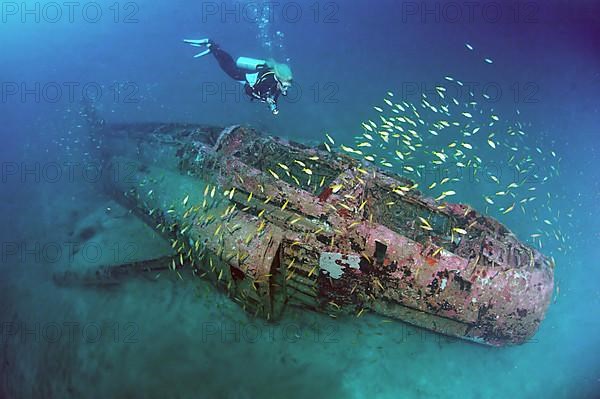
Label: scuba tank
xmin=236 ymin=56 xmax=267 ymax=72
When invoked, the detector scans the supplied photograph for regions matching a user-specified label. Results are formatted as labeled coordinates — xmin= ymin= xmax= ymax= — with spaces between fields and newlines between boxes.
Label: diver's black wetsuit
xmin=210 ymin=43 xmax=282 ymax=113
xmin=210 ymin=44 xmax=246 ymax=81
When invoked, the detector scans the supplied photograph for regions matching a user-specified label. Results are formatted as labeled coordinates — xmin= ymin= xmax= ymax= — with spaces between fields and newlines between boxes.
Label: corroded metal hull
xmin=96 ymin=122 xmax=553 ymax=346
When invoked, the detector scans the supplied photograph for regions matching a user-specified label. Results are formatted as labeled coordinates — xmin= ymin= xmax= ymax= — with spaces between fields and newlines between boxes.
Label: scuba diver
xmin=184 ymin=38 xmax=293 ymax=115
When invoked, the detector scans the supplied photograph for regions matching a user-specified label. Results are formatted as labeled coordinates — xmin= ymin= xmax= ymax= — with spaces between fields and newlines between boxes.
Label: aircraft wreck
xmin=55 ymin=119 xmax=554 ymax=346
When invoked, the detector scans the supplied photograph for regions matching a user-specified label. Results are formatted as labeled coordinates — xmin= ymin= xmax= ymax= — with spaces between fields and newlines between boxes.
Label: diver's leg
xmin=210 ymin=44 xmax=247 ymax=81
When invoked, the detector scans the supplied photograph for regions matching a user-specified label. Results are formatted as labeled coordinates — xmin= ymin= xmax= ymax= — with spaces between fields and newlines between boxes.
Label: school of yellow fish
xmin=343 ymin=63 xmax=570 ymax=258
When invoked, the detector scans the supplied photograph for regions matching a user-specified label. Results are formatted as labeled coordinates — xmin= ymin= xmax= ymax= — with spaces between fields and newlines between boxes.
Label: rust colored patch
xmin=318 ymin=186 xmax=333 ymax=202
xmin=230 ymin=265 xmax=245 ymax=281
xmin=426 ymin=257 xmax=437 ymax=266
xmin=337 ymin=207 xmax=350 ymax=217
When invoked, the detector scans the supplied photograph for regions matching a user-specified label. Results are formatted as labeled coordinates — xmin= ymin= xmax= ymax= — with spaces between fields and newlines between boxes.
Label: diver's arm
xmin=255 ymin=83 xmax=280 ymax=114
xmin=266 ymin=97 xmax=279 ymax=115
xmin=265 ymin=81 xmax=282 ymax=114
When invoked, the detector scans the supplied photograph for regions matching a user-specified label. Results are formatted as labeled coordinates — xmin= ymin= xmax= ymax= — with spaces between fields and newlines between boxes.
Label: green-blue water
xmin=1 ymin=1 xmax=599 ymax=398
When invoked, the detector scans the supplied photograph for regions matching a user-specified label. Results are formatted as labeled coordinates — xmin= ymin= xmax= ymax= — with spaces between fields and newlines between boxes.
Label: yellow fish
xmin=502 ymin=203 xmax=515 ymax=214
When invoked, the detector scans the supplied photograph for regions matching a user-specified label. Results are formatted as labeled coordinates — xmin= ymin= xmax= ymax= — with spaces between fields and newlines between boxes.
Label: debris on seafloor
xmin=56 ymin=119 xmax=554 ymax=347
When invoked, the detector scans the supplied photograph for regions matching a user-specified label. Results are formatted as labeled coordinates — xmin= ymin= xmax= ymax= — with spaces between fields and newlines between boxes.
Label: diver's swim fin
xmin=193 ymin=49 xmax=211 ymax=58
xmin=183 ymin=38 xmax=209 ymax=46
xmin=183 ymin=38 xmax=212 ymax=58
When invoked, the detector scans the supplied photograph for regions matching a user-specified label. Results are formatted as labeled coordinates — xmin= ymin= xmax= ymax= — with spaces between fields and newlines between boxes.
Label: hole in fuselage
xmin=375 ymin=241 xmax=387 ymax=264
